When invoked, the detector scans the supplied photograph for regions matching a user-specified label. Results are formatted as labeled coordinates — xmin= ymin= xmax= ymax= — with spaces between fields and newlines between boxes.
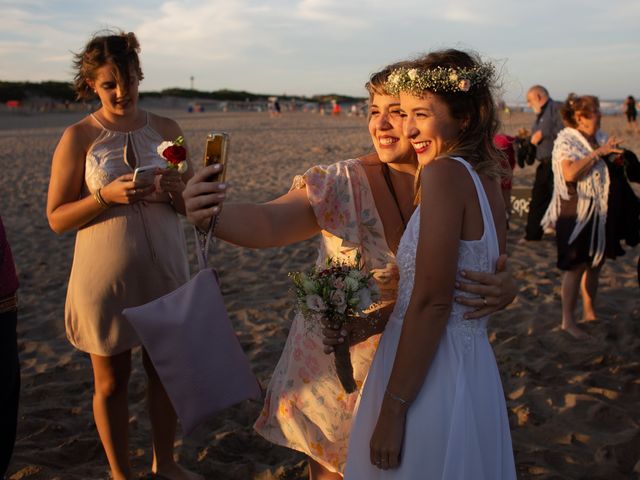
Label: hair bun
xmin=123 ymin=32 xmax=140 ymax=52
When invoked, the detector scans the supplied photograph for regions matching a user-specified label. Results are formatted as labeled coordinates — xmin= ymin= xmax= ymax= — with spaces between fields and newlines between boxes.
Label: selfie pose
xmin=46 ymin=30 xmax=201 ymax=480
xmin=183 ymin=62 xmax=517 ymax=479
xmin=344 ymin=49 xmax=517 ymax=479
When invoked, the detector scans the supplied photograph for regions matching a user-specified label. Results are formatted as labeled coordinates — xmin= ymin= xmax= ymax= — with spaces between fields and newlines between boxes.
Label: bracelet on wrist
xmin=93 ymin=188 xmax=110 ymax=209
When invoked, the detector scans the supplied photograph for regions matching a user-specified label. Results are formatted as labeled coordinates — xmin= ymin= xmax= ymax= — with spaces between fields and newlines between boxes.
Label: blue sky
xmin=1 ymin=0 xmax=638 ymax=102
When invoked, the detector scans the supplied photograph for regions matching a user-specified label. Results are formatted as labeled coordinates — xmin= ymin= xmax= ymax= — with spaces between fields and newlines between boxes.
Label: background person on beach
xmin=343 ymin=48 xmax=516 ymax=479
xmin=0 ymin=214 xmax=20 ymax=479
xmin=521 ymin=85 xmax=563 ymax=242
xmin=623 ymin=95 xmax=638 ymax=134
xmin=183 ymin=63 xmax=517 ymax=479
xmin=46 ymin=31 xmax=201 ymax=480
xmin=541 ymin=94 xmax=622 ymax=339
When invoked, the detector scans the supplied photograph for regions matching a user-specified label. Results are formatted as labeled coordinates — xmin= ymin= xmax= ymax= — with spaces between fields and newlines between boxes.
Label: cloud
xmin=293 ymin=0 xmax=368 ymax=28
xmin=0 ymin=0 xmax=637 ymax=98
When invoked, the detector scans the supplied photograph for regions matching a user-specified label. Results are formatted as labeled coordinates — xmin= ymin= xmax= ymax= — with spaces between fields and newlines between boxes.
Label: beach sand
xmin=1 ymin=108 xmax=639 ymax=479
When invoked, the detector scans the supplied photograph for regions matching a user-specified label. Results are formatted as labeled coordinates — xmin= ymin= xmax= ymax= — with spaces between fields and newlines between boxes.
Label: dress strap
xmin=90 ymin=113 xmax=108 ymax=130
xmin=89 ymin=111 xmax=150 ymax=133
xmin=448 ymin=156 xmax=499 ymax=258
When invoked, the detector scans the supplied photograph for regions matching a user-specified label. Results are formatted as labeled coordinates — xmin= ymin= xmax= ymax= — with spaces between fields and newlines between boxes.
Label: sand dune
xmin=1 ymin=109 xmax=638 ymax=479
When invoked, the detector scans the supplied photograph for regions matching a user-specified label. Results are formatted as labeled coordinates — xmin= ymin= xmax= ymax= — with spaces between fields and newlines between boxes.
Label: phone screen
xmin=133 ymin=166 xmax=157 ymax=185
xmin=203 ymin=133 xmax=229 ymax=183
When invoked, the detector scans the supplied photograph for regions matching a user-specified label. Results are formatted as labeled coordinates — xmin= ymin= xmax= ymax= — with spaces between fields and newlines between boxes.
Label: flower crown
xmin=385 ymin=63 xmax=495 ymax=96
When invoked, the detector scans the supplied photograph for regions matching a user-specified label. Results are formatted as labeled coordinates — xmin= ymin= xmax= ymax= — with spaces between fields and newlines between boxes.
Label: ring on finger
xmin=482 ymin=297 xmax=488 ymax=306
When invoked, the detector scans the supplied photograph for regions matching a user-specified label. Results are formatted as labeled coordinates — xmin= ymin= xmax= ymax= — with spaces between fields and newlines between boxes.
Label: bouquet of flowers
xmin=157 ymin=136 xmax=188 ymax=173
xmin=290 ymin=252 xmax=379 ymax=393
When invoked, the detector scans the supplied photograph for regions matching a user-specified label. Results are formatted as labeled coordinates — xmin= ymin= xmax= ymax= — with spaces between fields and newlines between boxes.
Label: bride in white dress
xmin=344 ymin=49 xmax=517 ymax=479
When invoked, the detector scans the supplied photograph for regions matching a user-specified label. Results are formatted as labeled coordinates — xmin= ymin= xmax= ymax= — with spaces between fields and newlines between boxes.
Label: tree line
xmin=0 ymin=81 xmax=364 ymax=104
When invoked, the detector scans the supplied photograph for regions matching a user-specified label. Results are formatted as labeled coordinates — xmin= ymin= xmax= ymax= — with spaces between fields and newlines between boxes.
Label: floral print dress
xmin=253 ymin=158 xmax=399 ymax=474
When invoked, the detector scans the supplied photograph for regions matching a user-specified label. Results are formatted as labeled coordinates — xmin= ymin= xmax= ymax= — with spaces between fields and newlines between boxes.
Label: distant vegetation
xmin=0 ymin=81 xmax=365 ymax=104
xmin=0 ymin=81 xmax=77 ymax=102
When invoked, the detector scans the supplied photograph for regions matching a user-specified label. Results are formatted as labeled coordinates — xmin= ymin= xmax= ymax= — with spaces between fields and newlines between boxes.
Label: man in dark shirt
xmin=522 ymin=85 xmax=564 ymax=241
xmin=0 ymin=214 xmax=19 ymax=478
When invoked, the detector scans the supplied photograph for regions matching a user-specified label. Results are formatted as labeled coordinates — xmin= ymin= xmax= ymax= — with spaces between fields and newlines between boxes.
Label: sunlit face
xmin=90 ymin=63 xmax=139 ymax=117
xmin=400 ymin=92 xmax=462 ymax=166
xmin=576 ymin=109 xmax=601 ymax=137
xmin=526 ymin=91 xmax=546 ymax=114
xmin=368 ymin=94 xmax=415 ymax=168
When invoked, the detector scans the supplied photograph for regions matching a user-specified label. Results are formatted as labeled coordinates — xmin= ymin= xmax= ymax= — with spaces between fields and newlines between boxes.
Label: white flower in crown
xmin=449 ymin=72 xmax=459 ymax=82
xmin=388 ymin=71 xmax=403 ymax=87
xmin=458 ymin=79 xmax=471 ymax=92
xmin=407 ymin=69 xmax=419 ymax=81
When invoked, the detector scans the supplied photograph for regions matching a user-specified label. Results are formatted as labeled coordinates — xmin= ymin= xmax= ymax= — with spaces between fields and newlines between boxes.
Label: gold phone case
xmin=203 ymin=132 xmax=230 ymax=183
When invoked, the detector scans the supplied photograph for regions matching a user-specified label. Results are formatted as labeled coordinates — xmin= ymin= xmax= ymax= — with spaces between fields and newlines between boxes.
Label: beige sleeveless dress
xmin=64 ymin=113 xmax=189 ymax=356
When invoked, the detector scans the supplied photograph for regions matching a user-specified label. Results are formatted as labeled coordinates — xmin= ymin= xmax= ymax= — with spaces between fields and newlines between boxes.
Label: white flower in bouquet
xmin=330 ymin=289 xmax=347 ymax=314
xmin=306 ymin=294 xmax=326 ymax=312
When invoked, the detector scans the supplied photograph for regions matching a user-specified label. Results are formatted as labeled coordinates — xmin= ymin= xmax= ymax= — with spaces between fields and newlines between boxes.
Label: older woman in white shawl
xmin=542 ymin=93 xmax=622 ymax=338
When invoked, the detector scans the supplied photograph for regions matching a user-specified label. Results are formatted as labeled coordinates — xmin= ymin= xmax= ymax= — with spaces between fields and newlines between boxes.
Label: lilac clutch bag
xmin=123 ymin=227 xmax=261 ymax=435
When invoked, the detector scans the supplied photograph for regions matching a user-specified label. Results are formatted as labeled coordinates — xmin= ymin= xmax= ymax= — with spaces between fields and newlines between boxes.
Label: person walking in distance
xmin=521 ymin=85 xmax=563 ymax=242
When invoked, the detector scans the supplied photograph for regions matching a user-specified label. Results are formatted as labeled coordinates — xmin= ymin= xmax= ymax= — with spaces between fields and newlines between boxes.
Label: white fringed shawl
xmin=541 ymin=127 xmax=610 ymax=266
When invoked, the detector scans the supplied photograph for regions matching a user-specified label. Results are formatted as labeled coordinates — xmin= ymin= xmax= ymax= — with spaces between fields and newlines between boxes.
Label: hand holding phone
xmin=203 ymin=132 xmax=230 ymax=183
xmin=133 ymin=165 xmax=158 ymax=186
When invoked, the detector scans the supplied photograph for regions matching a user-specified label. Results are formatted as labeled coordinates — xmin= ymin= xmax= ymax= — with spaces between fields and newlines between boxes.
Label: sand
xmin=1 ymin=108 xmax=639 ymax=480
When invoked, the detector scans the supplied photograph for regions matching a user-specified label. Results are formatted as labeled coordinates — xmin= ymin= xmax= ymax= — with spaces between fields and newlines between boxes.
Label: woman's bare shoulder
xmin=60 ymin=115 xmax=101 ymax=150
xmin=148 ymin=111 xmax=182 ymax=139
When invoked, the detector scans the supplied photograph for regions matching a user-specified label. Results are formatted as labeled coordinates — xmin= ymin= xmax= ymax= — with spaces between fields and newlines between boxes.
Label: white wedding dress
xmin=344 ymin=157 xmax=517 ymax=479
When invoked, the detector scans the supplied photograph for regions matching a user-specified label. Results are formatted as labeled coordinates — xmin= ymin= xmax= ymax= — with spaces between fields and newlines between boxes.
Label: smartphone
xmin=132 ymin=165 xmax=157 ymax=186
xmin=203 ymin=132 xmax=230 ymax=183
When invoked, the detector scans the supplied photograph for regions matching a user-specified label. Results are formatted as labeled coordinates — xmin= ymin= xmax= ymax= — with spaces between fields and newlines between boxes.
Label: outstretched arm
xmin=183 ymin=164 xmax=321 ymax=248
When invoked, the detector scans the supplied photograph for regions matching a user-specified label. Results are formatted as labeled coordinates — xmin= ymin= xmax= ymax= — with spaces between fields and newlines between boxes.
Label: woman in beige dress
xmin=46 ymin=30 xmax=201 ymax=480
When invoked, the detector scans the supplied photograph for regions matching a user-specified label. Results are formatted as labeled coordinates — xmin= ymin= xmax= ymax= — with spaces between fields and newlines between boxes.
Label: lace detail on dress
xmin=388 ymin=157 xmax=498 ymax=353
xmin=84 ymin=120 xmax=167 ymax=197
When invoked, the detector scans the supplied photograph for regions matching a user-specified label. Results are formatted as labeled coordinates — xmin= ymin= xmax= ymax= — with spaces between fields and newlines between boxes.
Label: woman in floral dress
xmin=183 ymin=63 xmax=516 ymax=479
